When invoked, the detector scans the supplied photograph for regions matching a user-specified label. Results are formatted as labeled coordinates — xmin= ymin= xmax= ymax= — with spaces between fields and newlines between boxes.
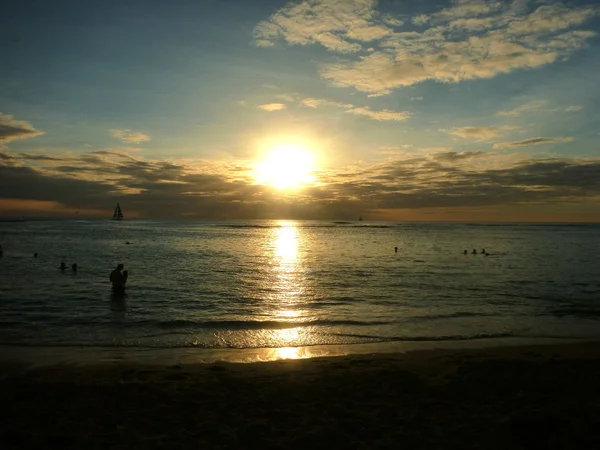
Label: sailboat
xmin=112 ymin=203 xmax=123 ymax=220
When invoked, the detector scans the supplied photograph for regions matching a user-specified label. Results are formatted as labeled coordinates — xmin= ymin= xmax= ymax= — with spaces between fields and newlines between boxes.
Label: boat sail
xmin=112 ymin=203 xmax=123 ymax=220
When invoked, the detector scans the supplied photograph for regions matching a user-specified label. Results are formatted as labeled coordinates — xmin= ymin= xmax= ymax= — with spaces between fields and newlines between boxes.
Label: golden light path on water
xmin=268 ymin=221 xmax=309 ymax=359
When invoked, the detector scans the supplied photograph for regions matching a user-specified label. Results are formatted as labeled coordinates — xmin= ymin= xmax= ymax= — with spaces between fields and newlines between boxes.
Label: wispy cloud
xmin=446 ymin=125 xmax=517 ymax=141
xmin=498 ymin=100 xmax=584 ymax=116
xmin=109 ymin=129 xmax=151 ymax=144
xmin=565 ymin=105 xmax=583 ymax=112
xmin=0 ymin=114 xmax=44 ymax=146
xmin=346 ymin=106 xmax=411 ymax=121
xmin=257 ymin=103 xmax=287 ymax=111
xmin=275 ymin=93 xmax=296 ymax=102
xmin=300 ymin=98 xmax=353 ymax=109
xmin=256 ymin=0 xmax=599 ymax=95
xmin=297 ymin=97 xmax=411 ymax=121
xmin=493 ymin=137 xmax=574 ymax=149
xmin=498 ymin=100 xmax=546 ymax=117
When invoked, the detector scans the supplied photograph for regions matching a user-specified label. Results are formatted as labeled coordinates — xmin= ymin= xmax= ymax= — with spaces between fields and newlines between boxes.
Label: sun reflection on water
xmin=262 ymin=221 xmax=308 ymax=350
xmin=276 ymin=346 xmax=303 ymax=359
xmin=274 ymin=221 xmax=298 ymax=265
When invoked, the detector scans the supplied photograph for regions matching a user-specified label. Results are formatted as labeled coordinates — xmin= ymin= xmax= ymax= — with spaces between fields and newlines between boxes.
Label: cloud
xmin=2 ymin=149 xmax=600 ymax=220
xmin=446 ymin=125 xmax=517 ymax=141
xmin=297 ymin=97 xmax=411 ymax=122
xmin=493 ymin=137 xmax=574 ymax=149
xmin=345 ymin=106 xmax=411 ymax=121
xmin=506 ymin=3 xmax=598 ymax=36
xmin=254 ymin=0 xmax=387 ymax=53
xmin=382 ymin=15 xmax=404 ymax=27
xmin=257 ymin=103 xmax=287 ymax=111
xmin=412 ymin=14 xmax=430 ymax=26
xmin=109 ymin=129 xmax=151 ymax=144
xmin=0 ymin=114 xmax=44 ymax=146
xmin=275 ymin=93 xmax=296 ymax=102
xmin=255 ymin=0 xmax=600 ymax=95
xmin=435 ymin=0 xmax=503 ymax=20
xmin=432 ymin=150 xmax=486 ymax=162
xmin=497 ymin=100 xmax=546 ymax=117
xmin=300 ymin=98 xmax=353 ymax=109
xmin=498 ymin=101 xmax=584 ymax=116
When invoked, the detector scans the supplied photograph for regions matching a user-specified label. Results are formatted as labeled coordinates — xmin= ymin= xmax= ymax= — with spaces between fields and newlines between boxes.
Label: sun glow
xmin=254 ymin=144 xmax=316 ymax=189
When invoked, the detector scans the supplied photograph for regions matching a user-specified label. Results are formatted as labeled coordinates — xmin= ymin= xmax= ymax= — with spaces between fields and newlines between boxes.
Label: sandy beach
xmin=2 ymin=342 xmax=600 ymax=449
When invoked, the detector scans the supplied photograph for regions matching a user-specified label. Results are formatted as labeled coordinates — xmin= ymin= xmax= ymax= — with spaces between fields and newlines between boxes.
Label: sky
xmin=1 ymin=0 xmax=600 ymax=222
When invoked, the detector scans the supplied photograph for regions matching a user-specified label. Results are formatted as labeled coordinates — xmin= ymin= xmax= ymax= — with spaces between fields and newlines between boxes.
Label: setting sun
xmin=254 ymin=144 xmax=316 ymax=189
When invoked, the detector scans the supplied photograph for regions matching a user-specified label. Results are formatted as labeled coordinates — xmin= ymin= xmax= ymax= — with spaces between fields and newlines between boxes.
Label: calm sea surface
xmin=1 ymin=220 xmax=599 ymax=351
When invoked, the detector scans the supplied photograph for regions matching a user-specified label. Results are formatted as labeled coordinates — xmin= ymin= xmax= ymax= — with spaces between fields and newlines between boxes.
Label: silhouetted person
xmin=110 ymin=264 xmax=128 ymax=295
xmin=472 ymin=249 xmax=477 ymax=255
xmin=72 ymin=263 xmax=78 ymax=272
xmin=481 ymin=249 xmax=486 ymax=254
xmin=33 ymin=253 xmax=38 ymax=258
xmin=60 ymin=261 xmax=66 ymax=270
xmin=463 ymin=250 xmax=467 ymax=255
xmin=394 ymin=247 xmax=398 ymax=253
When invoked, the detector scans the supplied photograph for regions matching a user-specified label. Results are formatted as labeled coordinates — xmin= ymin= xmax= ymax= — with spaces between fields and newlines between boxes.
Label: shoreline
xmin=2 ymin=340 xmax=600 ymax=448
xmin=0 ymin=336 xmax=589 ymax=372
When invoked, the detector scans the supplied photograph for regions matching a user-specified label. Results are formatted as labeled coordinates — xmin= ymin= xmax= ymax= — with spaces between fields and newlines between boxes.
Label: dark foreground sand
xmin=2 ymin=342 xmax=600 ymax=449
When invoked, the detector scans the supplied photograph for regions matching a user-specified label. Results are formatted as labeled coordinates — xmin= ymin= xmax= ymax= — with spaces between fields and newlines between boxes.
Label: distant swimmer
xmin=110 ymin=263 xmax=128 ymax=295
xmin=394 ymin=247 xmax=398 ymax=253
xmin=125 ymin=241 xmax=131 ymax=245
xmin=472 ymin=249 xmax=477 ymax=255
xmin=481 ymin=249 xmax=486 ymax=254
xmin=72 ymin=263 xmax=78 ymax=272
xmin=34 ymin=253 xmax=38 ymax=258
xmin=463 ymin=250 xmax=467 ymax=255
xmin=60 ymin=261 xmax=67 ymax=270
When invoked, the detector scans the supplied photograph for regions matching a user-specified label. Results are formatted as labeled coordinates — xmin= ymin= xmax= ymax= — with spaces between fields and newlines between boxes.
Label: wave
xmin=219 ymin=224 xmax=392 ymax=229
xmin=154 ymin=319 xmax=390 ymax=330
xmin=461 ymin=222 xmax=600 ymax=228
xmin=330 ymin=331 xmax=515 ymax=342
xmin=411 ymin=312 xmax=496 ymax=320
xmin=549 ymin=307 xmax=600 ymax=318
xmin=0 ymin=332 xmax=525 ymax=350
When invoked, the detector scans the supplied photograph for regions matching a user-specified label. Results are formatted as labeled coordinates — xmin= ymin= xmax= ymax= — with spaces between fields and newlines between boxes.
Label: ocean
xmin=1 ymin=220 xmax=599 ymax=356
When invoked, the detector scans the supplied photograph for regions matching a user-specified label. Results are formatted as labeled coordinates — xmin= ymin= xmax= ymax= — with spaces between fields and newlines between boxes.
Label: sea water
xmin=0 ymin=220 xmax=599 ymax=352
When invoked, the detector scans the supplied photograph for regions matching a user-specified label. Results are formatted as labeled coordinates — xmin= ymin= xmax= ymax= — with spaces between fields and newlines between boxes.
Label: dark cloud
xmin=0 ymin=114 xmax=44 ymax=145
xmin=432 ymin=151 xmax=485 ymax=162
xmin=1 ymin=151 xmax=600 ymax=219
xmin=493 ymin=137 xmax=573 ymax=149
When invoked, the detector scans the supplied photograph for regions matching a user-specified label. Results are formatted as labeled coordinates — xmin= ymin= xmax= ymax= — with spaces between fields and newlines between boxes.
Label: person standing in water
xmin=60 ymin=261 xmax=66 ymax=270
xmin=110 ymin=264 xmax=128 ymax=294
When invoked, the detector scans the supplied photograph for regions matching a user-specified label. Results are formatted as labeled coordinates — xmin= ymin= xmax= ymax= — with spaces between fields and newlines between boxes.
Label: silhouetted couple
xmin=110 ymin=264 xmax=128 ymax=295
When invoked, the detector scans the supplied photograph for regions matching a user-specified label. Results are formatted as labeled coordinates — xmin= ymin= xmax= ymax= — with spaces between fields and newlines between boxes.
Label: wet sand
xmin=2 ymin=341 xmax=600 ymax=449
